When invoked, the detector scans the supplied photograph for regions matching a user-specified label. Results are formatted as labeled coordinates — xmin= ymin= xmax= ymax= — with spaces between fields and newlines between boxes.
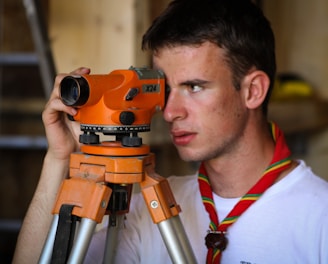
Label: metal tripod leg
xmin=39 ymin=173 xmax=111 ymax=263
xmin=140 ymin=166 xmax=197 ymax=264
xmin=102 ymin=214 xmax=125 ymax=264
xmin=102 ymin=213 xmax=196 ymax=264
xmin=39 ymin=215 xmax=97 ymax=264
xmin=67 ymin=218 xmax=97 ymax=264
xmin=158 ymin=215 xmax=197 ymax=263
xmin=39 ymin=215 xmax=59 ymax=264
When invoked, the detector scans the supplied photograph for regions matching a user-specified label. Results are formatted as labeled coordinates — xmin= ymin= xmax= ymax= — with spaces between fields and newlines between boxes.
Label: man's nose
xmin=163 ymin=89 xmax=186 ymax=123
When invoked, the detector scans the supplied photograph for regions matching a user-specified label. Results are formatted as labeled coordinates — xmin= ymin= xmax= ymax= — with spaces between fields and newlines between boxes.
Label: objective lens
xmin=60 ymin=76 xmax=89 ymax=106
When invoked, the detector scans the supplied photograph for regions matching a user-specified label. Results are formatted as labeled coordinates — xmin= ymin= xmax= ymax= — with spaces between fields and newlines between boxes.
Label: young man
xmin=14 ymin=0 xmax=328 ymax=263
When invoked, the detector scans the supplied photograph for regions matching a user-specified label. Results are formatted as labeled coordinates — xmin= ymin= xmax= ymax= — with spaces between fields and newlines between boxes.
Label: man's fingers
xmin=42 ymin=98 xmax=77 ymax=125
xmin=69 ymin=67 xmax=91 ymax=75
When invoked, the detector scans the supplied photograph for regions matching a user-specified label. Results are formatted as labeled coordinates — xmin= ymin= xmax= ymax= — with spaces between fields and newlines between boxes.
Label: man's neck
xmin=203 ymin=123 xmax=276 ymax=198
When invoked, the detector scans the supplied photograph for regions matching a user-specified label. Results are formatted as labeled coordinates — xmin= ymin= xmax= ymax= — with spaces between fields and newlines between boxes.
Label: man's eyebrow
xmin=180 ymin=79 xmax=209 ymax=86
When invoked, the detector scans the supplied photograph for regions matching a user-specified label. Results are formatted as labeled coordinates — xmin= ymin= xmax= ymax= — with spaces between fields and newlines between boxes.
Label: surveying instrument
xmin=38 ymin=67 xmax=197 ymax=263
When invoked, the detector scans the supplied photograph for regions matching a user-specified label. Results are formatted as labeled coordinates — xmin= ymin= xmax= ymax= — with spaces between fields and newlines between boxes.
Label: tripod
xmin=38 ymin=133 xmax=197 ymax=263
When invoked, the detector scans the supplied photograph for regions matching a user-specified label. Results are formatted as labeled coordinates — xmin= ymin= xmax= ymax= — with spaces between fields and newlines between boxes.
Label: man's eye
xmin=189 ymin=85 xmax=203 ymax=93
xmin=165 ymin=84 xmax=171 ymax=102
xmin=165 ymin=84 xmax=171 ymax=94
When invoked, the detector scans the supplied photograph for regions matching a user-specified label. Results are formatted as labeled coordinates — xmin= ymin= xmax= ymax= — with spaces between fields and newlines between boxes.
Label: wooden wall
xmin=49 ymin=0 xmax=150 ymax=73
xmin=0 ymin=0 xmax=49 ymax=262
xmin=264 ymin=0 xmax=328 ymax=99
xmin=264 ymin=0 xmax=328 ymax=180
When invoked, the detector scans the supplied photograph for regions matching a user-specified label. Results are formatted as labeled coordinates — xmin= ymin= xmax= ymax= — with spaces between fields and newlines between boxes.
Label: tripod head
xmin=60 ymin=66 xmax=166 ymax=148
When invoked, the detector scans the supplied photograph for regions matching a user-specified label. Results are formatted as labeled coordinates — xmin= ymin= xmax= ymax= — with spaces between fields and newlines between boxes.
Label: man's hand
xmin=42 ymin=67 xmax=91 ymax=161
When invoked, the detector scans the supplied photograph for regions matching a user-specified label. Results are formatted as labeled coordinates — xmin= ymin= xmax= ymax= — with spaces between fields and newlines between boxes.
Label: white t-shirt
xmin=85 ymin=161 xmax=328 ymax=264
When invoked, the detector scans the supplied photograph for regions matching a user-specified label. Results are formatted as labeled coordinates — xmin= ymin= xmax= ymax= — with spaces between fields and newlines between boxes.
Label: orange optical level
xmin=60 ymin=66 xmax=166 ymax=135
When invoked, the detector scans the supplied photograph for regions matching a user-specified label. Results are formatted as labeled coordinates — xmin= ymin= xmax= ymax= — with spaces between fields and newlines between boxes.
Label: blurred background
xmin=0 ymin=0 xmax=327 ymax=262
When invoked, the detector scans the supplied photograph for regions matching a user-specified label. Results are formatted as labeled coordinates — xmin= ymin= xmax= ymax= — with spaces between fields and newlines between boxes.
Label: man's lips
xmin=171 ymin=130 xmax=196 ymax=146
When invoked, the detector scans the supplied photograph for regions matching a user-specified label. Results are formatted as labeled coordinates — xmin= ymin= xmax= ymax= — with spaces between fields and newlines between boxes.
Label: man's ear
xmin=242 ymin=70 xmax=270 ymax=110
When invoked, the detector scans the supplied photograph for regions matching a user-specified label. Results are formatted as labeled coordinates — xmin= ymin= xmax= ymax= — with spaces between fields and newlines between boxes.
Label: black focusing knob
xmin=79 ymin=132 xmax=99 ymax=144
xmin=119 ymin=111 xmax=135 ymax=125
xmin=122 ymin=136 xmax=142 ymax=147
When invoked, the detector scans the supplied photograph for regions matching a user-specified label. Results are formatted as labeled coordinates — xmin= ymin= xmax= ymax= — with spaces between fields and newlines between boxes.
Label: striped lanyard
xmin=198 ymin=122 xmax=292 ymax=264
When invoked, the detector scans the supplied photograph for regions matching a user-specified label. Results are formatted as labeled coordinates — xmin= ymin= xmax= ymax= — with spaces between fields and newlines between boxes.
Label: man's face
xmin=153 ymin=42 xmax=249 ymax=162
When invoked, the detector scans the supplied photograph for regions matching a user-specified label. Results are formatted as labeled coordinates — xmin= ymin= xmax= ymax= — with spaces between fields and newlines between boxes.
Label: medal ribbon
xmin=198 ymin=122 xmax=292 ymax=263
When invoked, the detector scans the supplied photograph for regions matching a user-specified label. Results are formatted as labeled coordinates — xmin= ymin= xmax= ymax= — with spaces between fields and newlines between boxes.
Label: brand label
xmin=142 ymin=84 xmax=160 ymax=93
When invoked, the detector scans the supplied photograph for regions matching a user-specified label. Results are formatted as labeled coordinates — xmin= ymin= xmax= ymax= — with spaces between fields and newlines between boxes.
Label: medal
xmin=205 ymin=231 xmax=228 ymax=251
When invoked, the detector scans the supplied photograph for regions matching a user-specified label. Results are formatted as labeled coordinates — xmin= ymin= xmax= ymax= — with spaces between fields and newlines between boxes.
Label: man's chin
xmin=176 ymin=150 xmax=202 ymax=163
